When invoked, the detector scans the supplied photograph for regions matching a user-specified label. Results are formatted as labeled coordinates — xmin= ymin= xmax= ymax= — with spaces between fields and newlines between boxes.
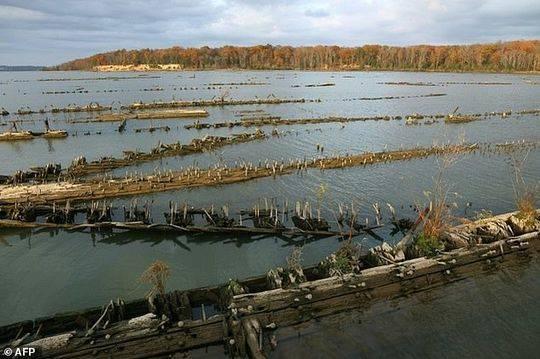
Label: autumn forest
xmin=52 ymin=40 xmax=540 ymax=72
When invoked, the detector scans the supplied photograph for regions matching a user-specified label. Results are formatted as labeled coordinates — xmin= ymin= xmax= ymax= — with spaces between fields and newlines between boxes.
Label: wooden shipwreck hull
xmin=1 ymin=141 xmax=537 ymax=203
xmin=67 ymin=131 xmax=267 ymax=177
xmin=89 ymin=109 xmax=210 ymax=122
xmin=0 ymin=143 xmax=481 ymax=204
xmin=122 ymin=98 xmax=317 ymax=111
xmin=0 ymin=219 xmax=369 ymax=239
xmin=0 ymin=212 xmax=539 ymax=358
xmin=0 ymin=131 xmax=267 ymax=184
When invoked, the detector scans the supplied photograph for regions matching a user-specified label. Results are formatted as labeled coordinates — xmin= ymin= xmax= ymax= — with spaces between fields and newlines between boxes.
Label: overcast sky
xmin=0 ymin=0 xmax=538 ymax=65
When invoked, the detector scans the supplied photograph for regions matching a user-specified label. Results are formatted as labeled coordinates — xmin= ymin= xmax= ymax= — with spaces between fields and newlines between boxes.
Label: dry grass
xmin=517 ymin=190 xmax=536 ymax=217
xmin=285 ymin=246 xmax=306 ymax=286
xmin=140 ymin=260 xmax=170 ymax=298
xmin=509 ymin=152 xmax=538 ymax=221
xmin=419 ymin=137 xmax=465 ymax=239
xmin=286 ymin=246 xmax=303 ymax=272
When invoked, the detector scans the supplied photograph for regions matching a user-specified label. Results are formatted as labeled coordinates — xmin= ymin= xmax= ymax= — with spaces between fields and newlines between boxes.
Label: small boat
xmin=41 ymin=119 xmax=68 ymax=139
xmin=445 ymin=106 xmax=476 ymax=123
xmin=42 ymin=130 xmax=68 ymax=138
xmin=445 ymin=114 xmax=476 ymax=123
xmin=0 ymin=121 xmax=35 ymax=141
xmin=0 ymin=131 xmax=34 ymax=141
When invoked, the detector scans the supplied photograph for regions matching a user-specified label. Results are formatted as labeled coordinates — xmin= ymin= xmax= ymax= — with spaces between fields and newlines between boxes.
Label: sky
xmin=0 ymin=0 xmax=539 ymax=66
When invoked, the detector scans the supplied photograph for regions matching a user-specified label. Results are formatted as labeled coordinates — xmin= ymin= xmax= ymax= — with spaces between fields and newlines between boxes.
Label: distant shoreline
xmin=41 ymin=65 xmax=540 ymax=76
xmin=0 ymin=65 xmax=44 ymax=72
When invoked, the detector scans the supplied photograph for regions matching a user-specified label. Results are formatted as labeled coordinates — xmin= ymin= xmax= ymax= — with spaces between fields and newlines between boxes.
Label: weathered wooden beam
xmin=242 ymin=318 xmax=265 ymax=359
xmin=231 ymin=233 xmax=538 ymax=314
xmin=42 ymin=316 xmax=225 ymax=358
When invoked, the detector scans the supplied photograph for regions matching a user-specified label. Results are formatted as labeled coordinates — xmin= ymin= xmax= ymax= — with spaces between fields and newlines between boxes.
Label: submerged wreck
xmin=122 ymin=97 xmax=318 ymax=111
xmin=15 ymin=102 xmax=112 ymax=116
xmin=0 ymin=210 xmax=538 ymax=358
xmin=185 ymin=108 xmax=539 ymax=130
xmin=67 ymin=130 xmax=267 ymax=177
xmin=445 ymin=113 xmax=477 ymax=123
xmin=89 ymin=109 xmax=209 ymax=122
xmin=0 ymin=131 xmax=267 ymax=184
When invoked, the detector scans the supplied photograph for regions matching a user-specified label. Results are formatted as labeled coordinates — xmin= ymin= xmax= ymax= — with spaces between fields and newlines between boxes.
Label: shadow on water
xmin=12 ymin=225 xmax=339 ymax=250
xmin=96 ymin=230 xmax=192 ymax=250
xmin=0 ymin=227 xmax=33 ymax=247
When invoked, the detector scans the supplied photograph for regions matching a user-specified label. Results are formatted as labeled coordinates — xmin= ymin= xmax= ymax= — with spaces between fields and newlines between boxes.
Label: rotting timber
xmin=0 ymin=209 xmax=376 ymax=240
xmin=0 ymin=211 xmax=538 ymax=358
xmin=186 ymin=115 xmax=405 ymax=130
xmin=0 ymin=141 xmax=538 ymax=204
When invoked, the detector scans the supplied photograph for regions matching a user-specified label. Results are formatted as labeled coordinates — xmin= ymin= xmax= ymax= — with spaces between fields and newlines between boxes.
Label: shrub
xmin=414 ymin=233 xmax=444 ymax=257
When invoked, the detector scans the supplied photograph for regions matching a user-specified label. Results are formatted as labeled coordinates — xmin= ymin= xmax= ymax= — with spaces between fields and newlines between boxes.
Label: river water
xmin=271 ymin=257 xmax=540 ymax=359
xmin=0 ymin=71 xmax=539 ymax=352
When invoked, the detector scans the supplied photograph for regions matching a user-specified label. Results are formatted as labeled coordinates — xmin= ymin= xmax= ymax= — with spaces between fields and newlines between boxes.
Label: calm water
xmin=0 ymin=70 xmax=539 ymax=348
xmin=272 ymin=257 xmax=540 ymax=359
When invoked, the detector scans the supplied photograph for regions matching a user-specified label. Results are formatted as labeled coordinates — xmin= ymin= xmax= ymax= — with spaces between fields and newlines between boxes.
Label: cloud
xmin=425 ymin=0 xmax=447 ymax=12
xmin=0 ymin=0 xmax=538 ymax=65
xmin=0 ymin=4 xmax=45 ymax=20
xmin=305 ymin=8 xmax=330 ymax=18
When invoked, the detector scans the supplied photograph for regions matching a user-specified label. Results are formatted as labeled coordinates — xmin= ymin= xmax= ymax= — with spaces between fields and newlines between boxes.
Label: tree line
xmin=52 ymin=41 xmax=539 ymax=72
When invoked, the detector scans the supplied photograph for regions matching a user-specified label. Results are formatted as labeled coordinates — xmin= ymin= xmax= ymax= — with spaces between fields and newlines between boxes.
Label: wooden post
xmin=242 ymin=318 xmax=265 ymax=359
